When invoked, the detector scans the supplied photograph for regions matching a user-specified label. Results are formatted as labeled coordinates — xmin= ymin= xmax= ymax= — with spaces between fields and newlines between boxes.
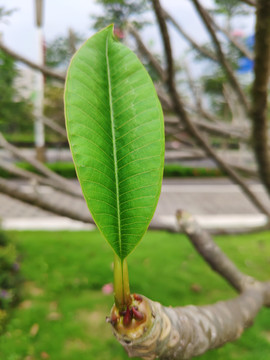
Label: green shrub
xmin=0 ymin=162 xmax=224 ymax=179
xmin=0 ymin=232 xmax=21 ymax=334
xmin=163 ymin=163 xmax=223 ymax=177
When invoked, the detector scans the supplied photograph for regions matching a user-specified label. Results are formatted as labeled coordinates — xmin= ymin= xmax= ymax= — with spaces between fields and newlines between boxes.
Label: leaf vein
xmin=112 ymin=83 xmax=150 ymax=105
xmin=75 ymin=57 xmax=107 ymax=92
xmin=117 ymin=129 xmax=158 ymax=153
xmin=69 ymin=121 xmax=112 ymax=148
xmin=111 ymin=66 xmax=141 ymax=82
xmin=80 ymin=180 xmax=115 ymax=196
xmin=118 ymin=155 xmax=160 ymax=172
xmin=115 ymin=99 xmax=155 ymax=123
xmin=67 ymin=88 xmax=108 ymax=112
xmin=86 ymin=197 xmax=117 ymax=210
xmin=117 ymin=139 xmax=162 ymax=164
xmin=106 ymin=32 xmax=122 ymax=257
xmin=77 ymin=164 xmax=115 ymax=183
xmin=119 ymin=183 xmax=159 ymax=197
xmin=119 ymin=167 xmax=160 ymax=186
xmin=68 ymin=103 xmax=110 ymax=139
xmin=120 ymin=205 xmax=154 ymax=216
xmin=71 ymin=133 xmax=113 ymax=162
xmin=121 ymin=215 xmax=151 ymax=223
xmin=72 ymin=149 xmax=113 ymax=171
xmin=120 ymin=195 xmax=156 ymax=206
xmin=116 ymin=108 xmax=157 ymax=131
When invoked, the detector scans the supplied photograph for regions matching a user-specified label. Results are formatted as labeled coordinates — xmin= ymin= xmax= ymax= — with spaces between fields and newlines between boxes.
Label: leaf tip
xmin=105 ymin=23 xmax=115 ymax=37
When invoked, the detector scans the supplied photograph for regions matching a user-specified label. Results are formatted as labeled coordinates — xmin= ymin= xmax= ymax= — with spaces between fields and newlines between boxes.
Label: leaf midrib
xmin=105 ymin=33 xmax=122 ymax=257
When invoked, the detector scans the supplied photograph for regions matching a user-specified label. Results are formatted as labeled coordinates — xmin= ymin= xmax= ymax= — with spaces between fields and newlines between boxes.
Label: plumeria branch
xmin=191 ymin=0 xmax=250 ymax=112
xmin=163 ymin=8 xmax=217 ymax=62
xmin=0 ymin=177 xmax=92 ymax=223
xmin=113 ymin=289 xmax=266 ymax=359
xmin=240 ymin=0 xmax=256 ymax=6
xmin=0 ymin=41 xmax=65 ymax=81
xmin=176 ymin=211 xmax=257 ymax=292
xmin=112 ymin=212 xmax=270 ymax=359
xmin=151 ymin=0 xmax=270 ymax=218
xmin=0 ymin=133 xmax=81 ymax=197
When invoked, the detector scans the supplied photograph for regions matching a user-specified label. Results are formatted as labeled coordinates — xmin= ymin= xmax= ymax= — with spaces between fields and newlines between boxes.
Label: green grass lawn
xmin=0 ymin=230 xmax=269 ymax=360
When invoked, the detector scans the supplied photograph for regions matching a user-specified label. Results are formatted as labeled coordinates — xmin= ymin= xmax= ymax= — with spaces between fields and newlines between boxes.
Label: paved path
xmin=1 ymin=178 xmax=269 ymax=231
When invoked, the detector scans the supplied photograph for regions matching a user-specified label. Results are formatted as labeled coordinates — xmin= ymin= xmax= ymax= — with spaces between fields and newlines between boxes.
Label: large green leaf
xmin=64 ymin=25 xmax=164 ymax=259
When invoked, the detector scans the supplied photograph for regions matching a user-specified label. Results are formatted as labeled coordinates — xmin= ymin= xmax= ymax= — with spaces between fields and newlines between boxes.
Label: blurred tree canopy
xmin=0 ymin=6 xmax=15 ymax=22
xmin=45 ymin=29 xmax=83 ymax=69
xmin=0 ymin=50 xmax=33 ymax=136
xmin=92 ymin=0 xmax=149 ymax=30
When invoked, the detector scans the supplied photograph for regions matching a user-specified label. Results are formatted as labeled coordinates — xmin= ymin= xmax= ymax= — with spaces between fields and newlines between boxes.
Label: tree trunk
xmin=251 ymin=0 xmax=270 ymax=196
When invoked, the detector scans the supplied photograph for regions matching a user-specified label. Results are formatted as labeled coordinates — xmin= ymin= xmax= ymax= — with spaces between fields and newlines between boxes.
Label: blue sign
xmin=246 ymin=34 xmax=255 ymax=50
xmin=237 ymin=34 xmax=254 ymax=73
xmin=238 ymin=57 xmax=254 ymax=73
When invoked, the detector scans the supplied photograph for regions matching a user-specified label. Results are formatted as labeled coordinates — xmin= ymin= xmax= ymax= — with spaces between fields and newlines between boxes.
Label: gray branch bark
xmin=0 ymin=157 xmax=83 ymax=199
xmin=176 ymin=211 xmax=258 ymax=292
xmin=0 ymin=133 xmax=80 ymax=197
xmin=114 ymin=289 xmax=266 ymax=359
xmin=42 ymin=116 xmax=67 ymax=138
xmin=165 ymin=115 xmax=249 ymax=142
xmin=0 ymin=177 xmax=92 ymax=223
